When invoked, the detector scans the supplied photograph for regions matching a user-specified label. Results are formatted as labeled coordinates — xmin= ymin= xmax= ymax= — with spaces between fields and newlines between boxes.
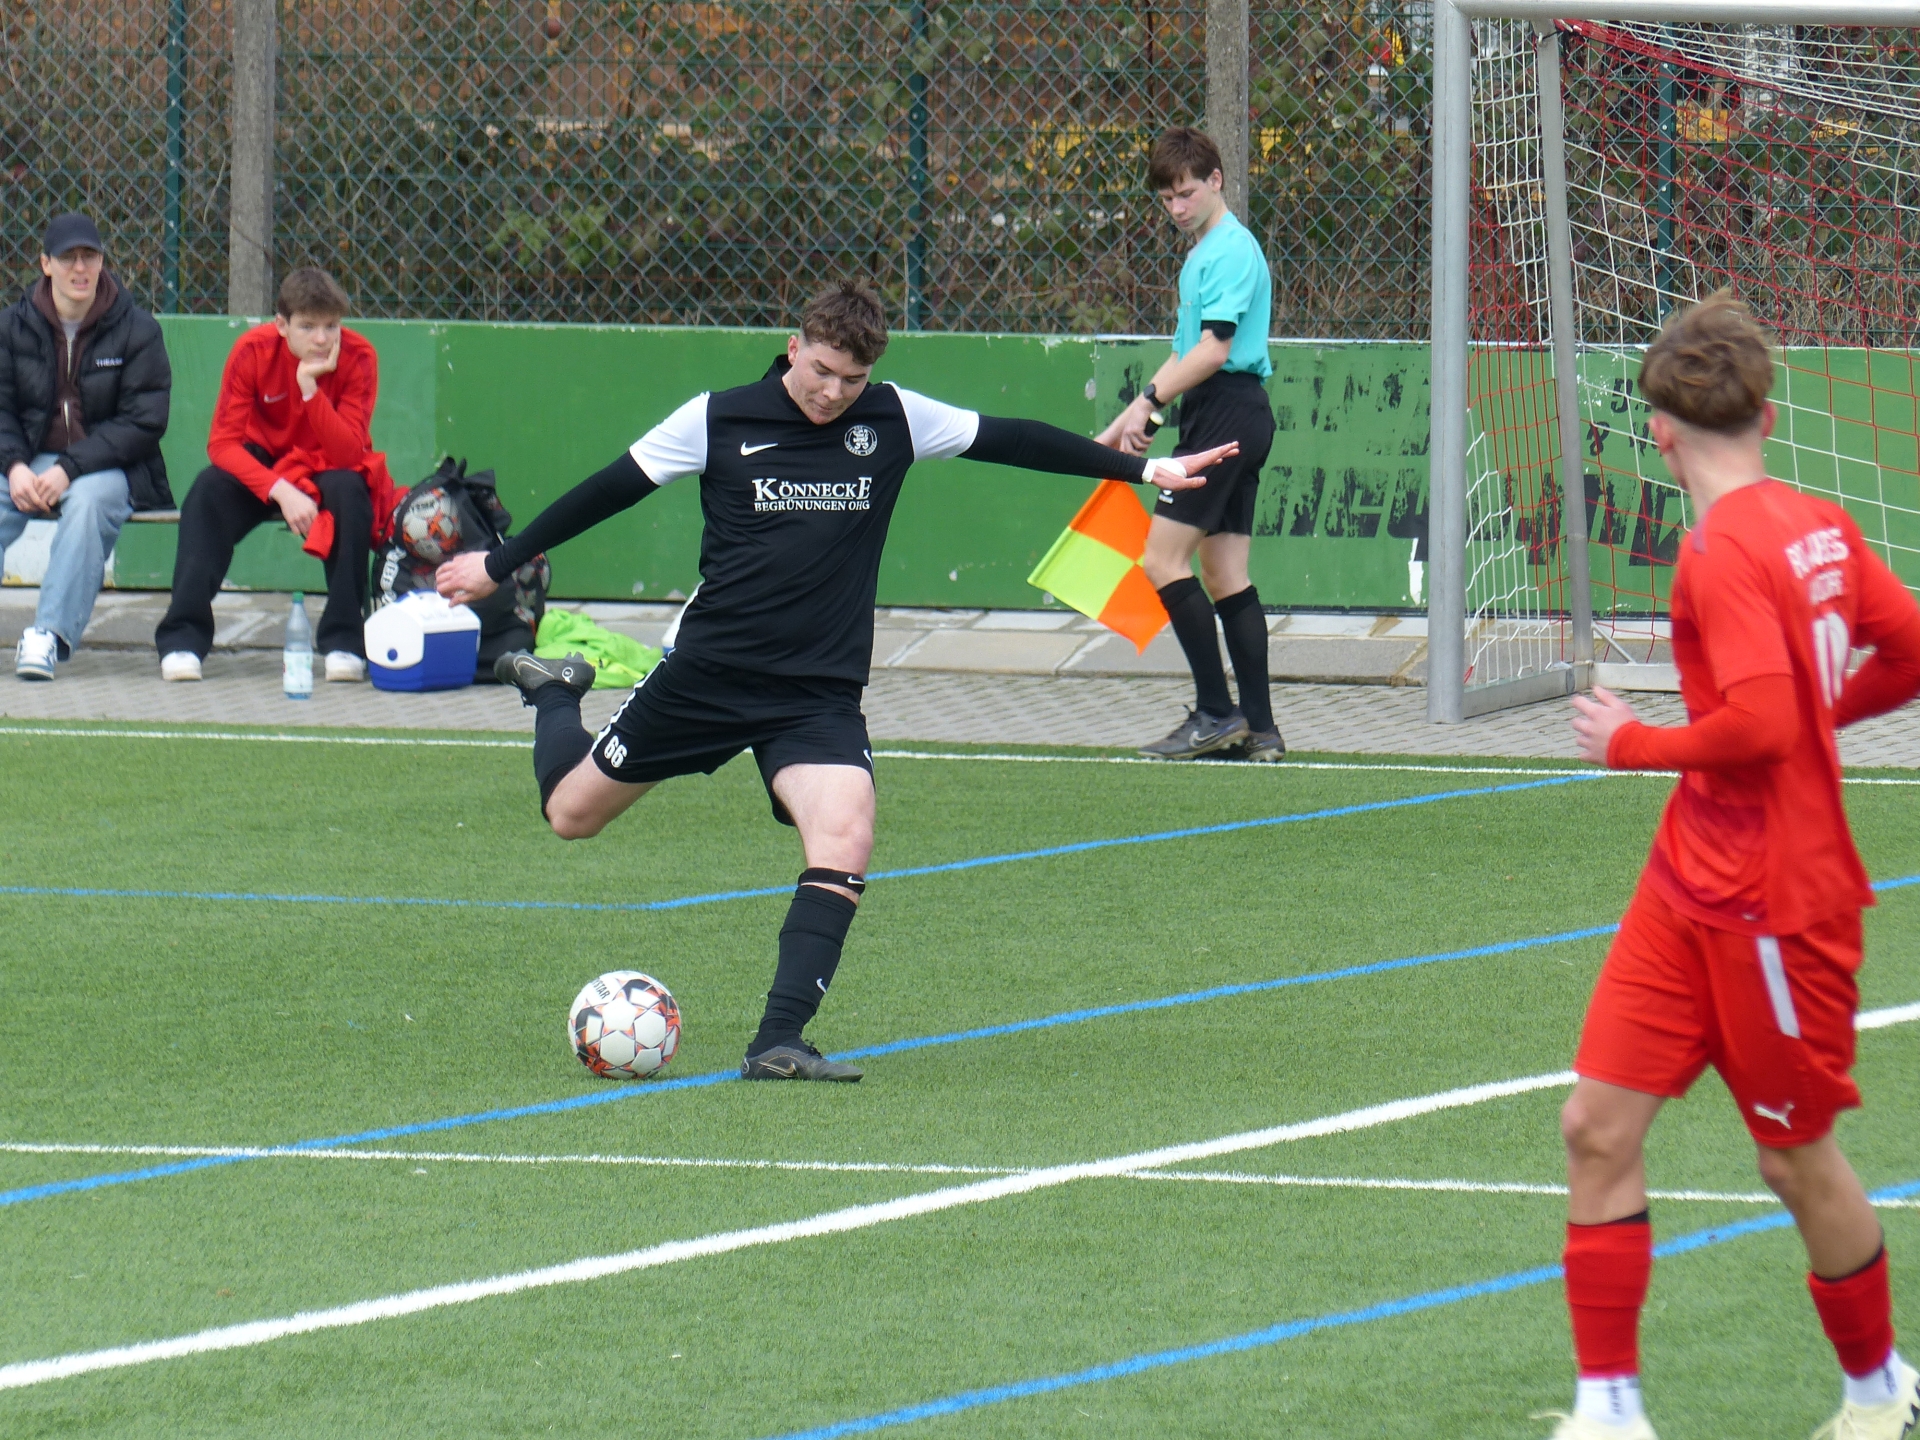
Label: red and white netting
xmin=1465 ymin=19 xmax=1920 ymax=688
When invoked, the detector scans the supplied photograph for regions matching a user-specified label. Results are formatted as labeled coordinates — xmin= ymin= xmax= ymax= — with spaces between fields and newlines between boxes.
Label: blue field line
xmin=0 ymin=774 xmax=1597 ymax=918
xmin=5 ymin=869 xmax=1917 ymax=1212
xmin=761 ymin=1177 xmax=1920 ymax=1440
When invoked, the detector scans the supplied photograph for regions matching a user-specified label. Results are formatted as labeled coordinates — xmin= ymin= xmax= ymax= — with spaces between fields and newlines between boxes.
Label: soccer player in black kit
xmin=437 ymin=284 xmax=1236 ymax=1082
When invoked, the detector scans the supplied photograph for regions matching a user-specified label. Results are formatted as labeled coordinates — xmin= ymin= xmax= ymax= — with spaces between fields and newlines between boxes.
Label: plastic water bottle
xmin=283 ymin=592 xmax=314 ymax=699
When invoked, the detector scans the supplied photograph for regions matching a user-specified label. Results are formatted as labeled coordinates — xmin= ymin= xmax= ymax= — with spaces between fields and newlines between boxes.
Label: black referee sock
xmin=531 ymin=684 xmax=594 ymax=810
xmin=1214 ymin=585 xmax=1274 ymax=732
xmin=1158 ymin=576 xmax=1234 ymax=718
xmin=749 ymin=884 xmax=859 ymax=1056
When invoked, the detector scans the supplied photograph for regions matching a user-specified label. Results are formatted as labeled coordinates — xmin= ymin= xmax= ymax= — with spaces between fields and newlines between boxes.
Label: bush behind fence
xmin=3 ymin=0 xmax=1432 ymax=336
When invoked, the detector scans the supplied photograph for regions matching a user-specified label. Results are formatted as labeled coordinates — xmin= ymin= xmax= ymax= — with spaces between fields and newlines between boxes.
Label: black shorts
xmin=1154 ymin=370 xmax=1277 ymax=536
xmin=591 ymin=652 xmax=874 ymax=825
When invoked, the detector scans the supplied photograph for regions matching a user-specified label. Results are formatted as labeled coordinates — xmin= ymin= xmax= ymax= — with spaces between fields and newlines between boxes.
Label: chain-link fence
xmin=5 ymin=0 xmax=1433 ymax=336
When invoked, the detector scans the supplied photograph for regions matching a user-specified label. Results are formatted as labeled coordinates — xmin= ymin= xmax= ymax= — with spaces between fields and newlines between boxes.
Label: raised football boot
xmin=1812 ymin=1358 xmax=1920 ymax=1440
xmin=1138 ymin=706 xmax=1250 ymax=760
xmin=741 ymin=1040 xmax=864 ymax=1083
xmin=494 ymin=650 xmax=595 ymax=705
xmin=1535 ymin=1413 xmax=1658 ymax=1440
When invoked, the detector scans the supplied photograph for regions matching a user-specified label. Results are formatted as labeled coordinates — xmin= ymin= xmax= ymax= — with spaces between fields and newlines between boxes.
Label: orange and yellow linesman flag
xmin=1026 ymin=480 xmax=1167 ymax=652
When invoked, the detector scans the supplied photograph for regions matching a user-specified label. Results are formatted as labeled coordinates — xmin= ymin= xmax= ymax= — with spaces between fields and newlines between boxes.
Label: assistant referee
xmin=1098 ymin=127 xmax=1281 ymax=762
xmin=438 ymin=283 xmax=1238 ymax=1082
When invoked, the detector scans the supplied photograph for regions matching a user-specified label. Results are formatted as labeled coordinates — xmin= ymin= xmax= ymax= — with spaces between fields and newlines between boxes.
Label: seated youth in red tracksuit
xmin=153 ymin=266 xmax=395 ymax=679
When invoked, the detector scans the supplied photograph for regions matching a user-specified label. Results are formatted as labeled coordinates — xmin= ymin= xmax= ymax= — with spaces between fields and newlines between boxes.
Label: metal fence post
xmin=1205 ymin=0 xmax=1250 ymax=220
xmin=1535 ymin=22 xmax=1594 ymax=674
xmin=163 ymin=0 xmax=186 ymax=313
xmin=1426 ymin=0 xmax=1469 ymax=724
xmin=905 ymin=0 xmax=930 ymax=330
xmin=228 ymin=0 xmax=277 ymax=317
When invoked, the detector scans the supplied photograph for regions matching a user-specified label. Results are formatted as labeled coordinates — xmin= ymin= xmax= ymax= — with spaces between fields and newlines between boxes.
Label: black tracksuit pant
xmin=154 ymin=464 xmax=373 ymax=659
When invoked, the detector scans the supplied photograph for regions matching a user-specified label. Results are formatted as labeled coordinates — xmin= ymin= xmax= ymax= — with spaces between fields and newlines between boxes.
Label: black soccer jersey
xmin=633 ymin=358 xmax=979 ymax=681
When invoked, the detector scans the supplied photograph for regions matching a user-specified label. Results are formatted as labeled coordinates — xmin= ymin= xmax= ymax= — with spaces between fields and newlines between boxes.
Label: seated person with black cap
xmin=0 ymin=213 xmax=172 ymax=680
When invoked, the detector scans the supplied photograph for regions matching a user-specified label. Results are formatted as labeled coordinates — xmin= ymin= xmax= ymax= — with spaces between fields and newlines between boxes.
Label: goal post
xmin=1427 ymin=0 xmax=1920 ymax=723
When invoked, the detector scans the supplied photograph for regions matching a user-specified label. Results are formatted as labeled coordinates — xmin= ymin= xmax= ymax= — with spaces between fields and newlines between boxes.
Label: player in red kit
xmin=1547 ymin=294 xmax=1920 ymax=1440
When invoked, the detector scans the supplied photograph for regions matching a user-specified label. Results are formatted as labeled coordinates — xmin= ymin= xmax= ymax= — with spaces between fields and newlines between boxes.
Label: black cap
xmin=41 ymin=214 xmax=104 ymax=259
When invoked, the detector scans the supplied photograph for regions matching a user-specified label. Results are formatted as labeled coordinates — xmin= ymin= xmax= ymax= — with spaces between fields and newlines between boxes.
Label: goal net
xmin=1431 ymin=5 xmax=1920 ymax=720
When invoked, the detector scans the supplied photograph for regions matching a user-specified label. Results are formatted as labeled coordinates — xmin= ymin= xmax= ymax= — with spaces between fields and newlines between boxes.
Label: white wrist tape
xmin=1141 ymin=457 xmax=1185 ymax=488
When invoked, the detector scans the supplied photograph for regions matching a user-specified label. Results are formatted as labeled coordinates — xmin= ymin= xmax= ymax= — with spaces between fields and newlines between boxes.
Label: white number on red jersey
xmin=1812 ymin=612 xmax=1850 ymax=708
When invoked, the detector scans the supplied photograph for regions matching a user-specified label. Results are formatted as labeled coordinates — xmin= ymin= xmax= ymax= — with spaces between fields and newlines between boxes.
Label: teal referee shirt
xmin=1172 ymin=212 xmax=1273 ymax=380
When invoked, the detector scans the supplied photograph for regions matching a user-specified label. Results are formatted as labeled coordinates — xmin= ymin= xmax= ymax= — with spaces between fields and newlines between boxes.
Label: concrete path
xmin=7 ymin=637 xmax=1920 ymax=768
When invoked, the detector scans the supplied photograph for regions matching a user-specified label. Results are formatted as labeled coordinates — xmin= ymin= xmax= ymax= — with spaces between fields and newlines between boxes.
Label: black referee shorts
xmin=1154 ymin=370 xmax=1277 ymax=536
xmin=590 ymin=652 xmax=874 ymax=826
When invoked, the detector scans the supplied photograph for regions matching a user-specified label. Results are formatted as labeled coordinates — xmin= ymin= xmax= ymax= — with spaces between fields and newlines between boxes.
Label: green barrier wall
xmin=113 ymin=320 xmax=1913 ymax=612
xmin=117 ymin=319 xmax=1434 ymax=610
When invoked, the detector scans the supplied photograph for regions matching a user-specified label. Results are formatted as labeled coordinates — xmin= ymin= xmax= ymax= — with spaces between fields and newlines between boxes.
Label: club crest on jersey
xmin=843 ymin=424 xmax=878 ymax=457
xmin=751 ymin=476 xmax=873 ymax=513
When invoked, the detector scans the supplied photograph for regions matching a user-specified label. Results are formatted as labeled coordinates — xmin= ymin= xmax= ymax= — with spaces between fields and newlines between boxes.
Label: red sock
xmin=1565 ymin=1217 xmax=1653 ymax=1376
xmin=1809 ymin=1248 xmax=1896 ymax=1378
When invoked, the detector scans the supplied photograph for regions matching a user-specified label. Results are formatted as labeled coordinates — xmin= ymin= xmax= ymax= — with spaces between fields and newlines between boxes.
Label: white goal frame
xmin=1426 ymin=0 xmax=1920 ymax=723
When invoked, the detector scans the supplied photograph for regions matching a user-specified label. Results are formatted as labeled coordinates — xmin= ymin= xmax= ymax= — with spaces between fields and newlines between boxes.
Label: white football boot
xmin=1536 ymin=1414 xmax=1658 ymax=1440
xmin=1813 ymin=1358 xmax=1920 ymax=1440
xmin=324 ymin=651 xmax=366 ymax=682
xmin=159 ymin=651 xmax=202 ymax=682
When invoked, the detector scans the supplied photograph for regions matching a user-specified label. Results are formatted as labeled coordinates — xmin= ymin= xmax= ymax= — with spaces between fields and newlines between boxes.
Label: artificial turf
xmin=0 ymin=725 xmax=1915 ymax=1438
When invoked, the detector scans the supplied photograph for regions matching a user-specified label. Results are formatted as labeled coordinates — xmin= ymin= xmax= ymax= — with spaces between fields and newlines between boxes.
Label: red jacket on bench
xmin=207 ymin=323 xmax=397 ymax=558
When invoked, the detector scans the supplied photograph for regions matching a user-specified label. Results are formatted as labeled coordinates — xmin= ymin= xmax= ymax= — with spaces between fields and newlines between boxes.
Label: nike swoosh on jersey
xmin=740 ymin=442 xmax=778 ymax=456
xmin=263 ymin=392 xmax=288 ymax=403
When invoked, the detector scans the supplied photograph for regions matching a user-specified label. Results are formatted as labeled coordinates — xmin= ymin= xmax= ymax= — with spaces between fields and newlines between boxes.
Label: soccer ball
xmin=569 ymin=971 xmax=680 ymax=1080
xmin=399 ymin=486 xmax=464 ymax=563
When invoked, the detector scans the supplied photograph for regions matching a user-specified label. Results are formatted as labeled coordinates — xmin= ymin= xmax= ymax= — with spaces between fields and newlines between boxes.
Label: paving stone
xmin=890 ymin=628 xmax=1086 ymax=674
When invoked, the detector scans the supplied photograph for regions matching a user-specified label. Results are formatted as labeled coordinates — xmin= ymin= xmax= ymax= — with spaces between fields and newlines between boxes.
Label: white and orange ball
xmin=569 ymin=971 xmax=680 ymax=1079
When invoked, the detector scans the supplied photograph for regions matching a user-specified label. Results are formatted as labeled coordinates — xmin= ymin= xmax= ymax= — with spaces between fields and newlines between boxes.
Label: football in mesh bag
xmin=570 ymin=971 xmax=680 ymax=1079
xmin=399 ymin=486 xmax=464 ymax=563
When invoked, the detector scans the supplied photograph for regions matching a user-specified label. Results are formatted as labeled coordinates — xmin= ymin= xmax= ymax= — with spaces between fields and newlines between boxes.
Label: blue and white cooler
xmin=365 ymin=592 xmax=481 ymax=692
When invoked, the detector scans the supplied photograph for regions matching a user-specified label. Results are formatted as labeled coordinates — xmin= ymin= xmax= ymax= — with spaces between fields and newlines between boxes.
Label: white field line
xmin=12 ymin=1142 xmax=1912 ymax=1213
xmin=0 ymin=1069 xmax=1575 ymax=1391
xmin=1 ymin=1004 xmax=1911 ymax=1391
xmin=2 ymin=726 xmax=1914 ymax=785
xmin=0 ymin=1143 xmax=1012 ymax=1177
xmin=1126 ymin=1171 xmax=1920 ymax=1210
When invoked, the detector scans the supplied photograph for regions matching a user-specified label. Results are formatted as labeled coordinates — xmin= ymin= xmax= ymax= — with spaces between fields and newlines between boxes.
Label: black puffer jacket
xmin=0 ymin=277 xmax=173 ymax=510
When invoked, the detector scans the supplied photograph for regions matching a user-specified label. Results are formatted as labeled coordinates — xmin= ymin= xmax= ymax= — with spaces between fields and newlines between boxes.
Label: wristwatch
xmin=1141 ymin=383 xmax=1168 ymax=437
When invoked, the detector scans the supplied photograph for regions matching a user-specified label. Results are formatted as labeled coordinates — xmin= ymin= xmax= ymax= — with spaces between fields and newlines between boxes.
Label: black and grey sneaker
xmin=1138 ymin=706 xmax=1251 ymax=760
xmin=493 ymin=650 xmax=595 ymax=704
xmin=741 ymin=1041 xmax=864 ymax=1083
xmin=1230 ymin=726 xmax=1287 ymax=763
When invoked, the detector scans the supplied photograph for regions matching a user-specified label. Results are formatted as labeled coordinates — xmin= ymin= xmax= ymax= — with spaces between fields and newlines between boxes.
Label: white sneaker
xmin=1814 ymin=1359 xmax=1920 ymax=1439
xmin=325 ymin=651 xmax=366 ymax=682
xmin=160 ymin=651 xmax=202 ymax=682
xmin=1536 ymin=1414 xmax=1658 ymax=1440
xmin=15 ymin=627 xmax=57 ymax=680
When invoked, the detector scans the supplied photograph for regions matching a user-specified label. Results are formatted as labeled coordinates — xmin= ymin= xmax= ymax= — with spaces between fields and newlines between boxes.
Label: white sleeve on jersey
xmin=889 ymin=383 xmax=981 ymax=462
xmin=629 ymin=393 xmax=709 ymax=484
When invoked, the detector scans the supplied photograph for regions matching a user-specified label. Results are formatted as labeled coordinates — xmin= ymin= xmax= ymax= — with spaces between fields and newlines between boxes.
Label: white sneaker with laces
xmin=15 ymin=627 xmax=57 ymax=680
xmin=1814 ymin=1359 xmax=1920 ymax=1440
xmin=160 ymin=651 xmax=202 ymax=682
xmin=325 ymin=651 xmax=366 ymax=682
xmin=1536 ymin=1413 xmax=1658 ymax=1440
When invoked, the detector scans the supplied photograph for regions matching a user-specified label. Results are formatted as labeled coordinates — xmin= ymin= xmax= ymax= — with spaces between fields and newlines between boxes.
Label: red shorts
xmin=1575 ymin=879 xmax=1863 ymax=1148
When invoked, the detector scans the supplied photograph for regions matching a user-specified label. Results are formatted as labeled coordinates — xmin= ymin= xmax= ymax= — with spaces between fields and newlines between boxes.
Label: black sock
xmin=1157 ymin=576 xmax=1233 ymax=717
xmin=749 ymin=884 xmax=858 ymax=1056
xmin=1214 ymin=585 xmax=1274 ymax=732
xmin=531 ymin=685 xmax=594 ymax=810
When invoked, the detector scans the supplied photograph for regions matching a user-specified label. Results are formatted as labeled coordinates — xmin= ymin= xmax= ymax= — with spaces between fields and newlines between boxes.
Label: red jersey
xmin=1642 ymin=479 xmax=1916 ymax=936
xmin=208 ymin=323 xmax=379 ymax=498
xmin=207 ymin=323 xmax=397 ymax=552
